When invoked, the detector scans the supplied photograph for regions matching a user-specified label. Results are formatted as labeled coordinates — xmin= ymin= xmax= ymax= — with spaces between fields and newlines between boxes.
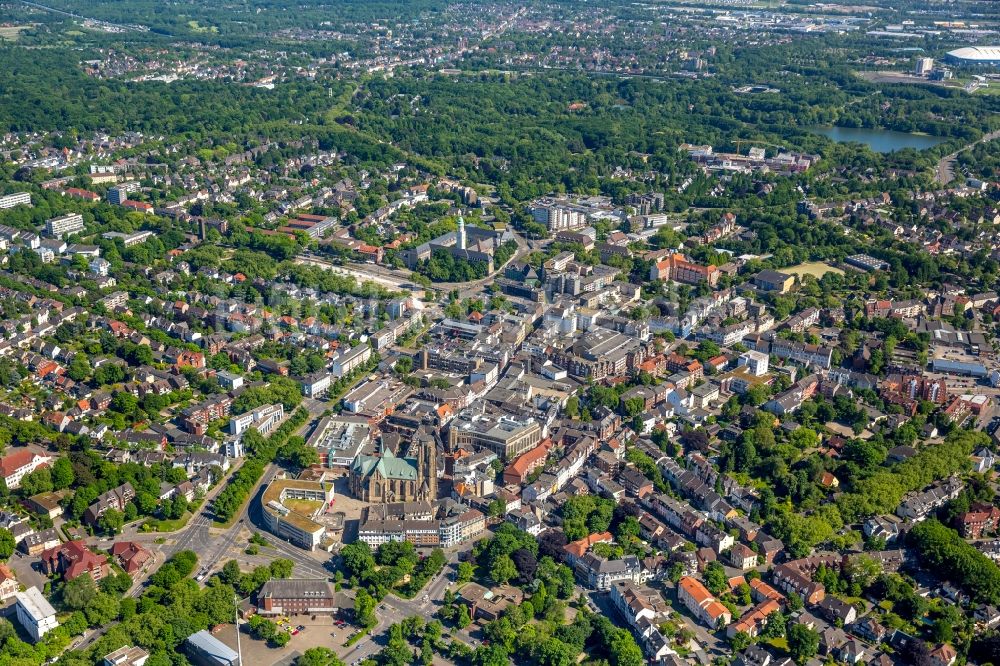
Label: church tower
xmin=457 ymin=214 xmax=466 ymax=250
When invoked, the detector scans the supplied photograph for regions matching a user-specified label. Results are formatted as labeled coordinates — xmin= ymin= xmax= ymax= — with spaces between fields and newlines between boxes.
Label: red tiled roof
xmin=564 ymin=531 xmax=614 ymax=559
xmin=0 ymin=450 xmax=39 ymax=479
xmin=505 ymin=440 xmax=552 ymax=477
xmin=679 ymin=576 xmax=714 ymax=605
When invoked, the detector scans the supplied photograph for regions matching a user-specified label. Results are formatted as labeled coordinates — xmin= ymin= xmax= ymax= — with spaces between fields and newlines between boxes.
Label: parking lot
xmin=6 ymin=551 xmax=47 ymax=592
xmin=211 ymin=618 xmax=358 ymax=665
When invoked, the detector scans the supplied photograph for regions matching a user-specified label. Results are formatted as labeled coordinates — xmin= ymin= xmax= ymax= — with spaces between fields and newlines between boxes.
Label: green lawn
xmin=142 ymin=510 xmax=194 ymax=532
xmin=284 ymin=498 xmax=322 ymax=515
xmin=766 ymin=637 xmax=789 ymax=652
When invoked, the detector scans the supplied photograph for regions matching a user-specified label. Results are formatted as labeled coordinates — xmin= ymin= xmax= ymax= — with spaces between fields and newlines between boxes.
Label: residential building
xmin=0 ymin=563 xmax=18 ymax=601
xmin=575 ymin=553 xmax=644 ymax=591
xmin=300 ymin=371 xmax=332 ymax=398
xmin=107 ymin=183 xmax=140 ymax=205
xmin=331 ymin=344 xmax=372 ymax=378
xmin=457 ymin=582 xmax=525 ymax=622
xmin=15 ymin=587 xmax=58 ymax=642
xmin=39 ymin=540 xmax=109 ymax=582
xmin=677 ymin=576 xmax=731 ymax=628
xmin=896 ymin=476 xmax=963 ymax=521
xmin=772 ymin=554 xmax=842 ymax=604
xmin=502 ymin=440 xmax=552 ymax=485
xmin=83 ymin=482 xmax=135 ymax=525
xmin=649 ymin=253 xmax=720 ymax=287
xmin=19 ymin=528 xmax=60 ymax=556
xmin=111 ymin=541 xmax=153 ymax=576
xmin=229 ymin=403 xmax=284 ymax=436
xmin=45 ymin=213 xmax=84 ymax=238
xmin=0 ymin=450 xmax=52 ymax=490
xmin=0 ymin=192 xmax=31 ymax=209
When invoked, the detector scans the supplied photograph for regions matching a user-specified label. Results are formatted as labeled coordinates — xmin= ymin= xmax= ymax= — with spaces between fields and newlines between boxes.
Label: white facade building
xmin=15 ymin=587 xmax=58 ymax=641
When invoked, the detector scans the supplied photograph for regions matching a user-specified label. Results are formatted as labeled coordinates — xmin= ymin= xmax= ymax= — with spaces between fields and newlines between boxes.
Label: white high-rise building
xmin=46 ymin=213 xmax=84 ymax=238
xmin=0 ymin=192 xmax=31 ymax=209
xmin=457 ymin=215 xmax=466 ymax=250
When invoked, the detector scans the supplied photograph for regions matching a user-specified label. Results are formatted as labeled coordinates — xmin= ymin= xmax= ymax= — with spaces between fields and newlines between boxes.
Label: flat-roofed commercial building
xmin=184 ymin=630 xmax=239 ymax=666
xmin=260 ymin=478 xmax=334 ymax=550
xmin=102 ymin=645 xmax=150 ymax=666
xmin=307 ymin=415 xmax=372 ymax=467
xmin=448 ymin=410 xmax=542 ymax=460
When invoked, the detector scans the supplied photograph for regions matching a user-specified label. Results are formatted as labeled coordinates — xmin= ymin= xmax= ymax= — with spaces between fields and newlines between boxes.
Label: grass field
xmin=187 ymin=20 xmax=219 ymax=33
xmin=0 ymin=26 xmax=28 ymax=41
xmin=284 ymin=498 xmax=322 ymax=515
xmin=786 ymin=261 xmax=844 ymax=279
xmin=142 ymin=511 xmax=194 ymax=532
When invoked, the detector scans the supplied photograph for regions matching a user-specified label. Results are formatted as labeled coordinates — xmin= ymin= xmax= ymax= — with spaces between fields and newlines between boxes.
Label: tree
xmin=341 ymin=541 xmax=375 ymax=577
xmin=511 ymin=548 xmax=537 ymax=583
xmin=20 ymin=467 xmax=52 ymax=496
xmin=67 ymin=354 xmax=90 ymax=382
xmin=355 ymin=588 xmax=377 ymax=628
xmin=610 ymin=632 xmax=644 ymax=666
xmin=703 ymin=561 xmax=728 ymax=596
xmin=487 ymin=498 xmax=506 ymax=518
xmin=84 ymin=592 xmax=120 ymax=626
xmin=297 ymin=647 xmax=346 ymax=666
xmin=270 ymin=558 xmax=294 ymax=579
xmin=51 ymin=457 xmax=74 ymax=490
xmin=457 ymin=561 xmax=474 ymax=584
xmin=0 ymin=528 xmax=13 ymax=560
xmin=491 ymin=554 xmax=517 ymax=586
xmin=99 ymin=508 xmax=125 ymax=535
xmin=456 ymin=604 xmax=472 ymax=629
xmin=249 ymin=615 xmax=278 ymax=641
xmin=221 ymin=560 xmax=242 ymax=586
xmin=730 ymin=631 xmax=752 ymax=652
xmin=844 ymin=554 xmax=882 ymax=589
xmin=63 ymin=575 xmax=98 ymax=610
xmin=536 ymin=636 xmax=573 ymax=666
xmin=787 ymin=624 xmax=820 ymax=664
xmin=100 ymin=571 xmax=132 ymax=596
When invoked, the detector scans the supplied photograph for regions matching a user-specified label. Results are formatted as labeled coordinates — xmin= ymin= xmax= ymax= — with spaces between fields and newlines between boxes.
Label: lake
xmin=808 ymin=125 xmax=947 ymax=153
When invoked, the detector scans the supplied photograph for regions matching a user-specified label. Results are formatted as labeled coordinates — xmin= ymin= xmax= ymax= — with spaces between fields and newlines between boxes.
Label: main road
xmin=934 ymin=129 xmax=1000 ymax=184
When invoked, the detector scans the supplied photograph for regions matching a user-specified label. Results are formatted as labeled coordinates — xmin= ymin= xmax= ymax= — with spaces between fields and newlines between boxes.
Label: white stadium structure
xmin=946 ymin=46 xmax=1000 ymax=66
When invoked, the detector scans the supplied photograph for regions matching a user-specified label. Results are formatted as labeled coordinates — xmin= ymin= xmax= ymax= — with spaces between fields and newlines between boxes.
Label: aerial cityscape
xmin=2 ymin=1 xmax=1000 ymax=666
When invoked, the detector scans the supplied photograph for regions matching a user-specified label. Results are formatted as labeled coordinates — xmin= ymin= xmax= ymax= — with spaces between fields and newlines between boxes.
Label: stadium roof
xmin=947 ymin=46 xmax=1000 ymax=62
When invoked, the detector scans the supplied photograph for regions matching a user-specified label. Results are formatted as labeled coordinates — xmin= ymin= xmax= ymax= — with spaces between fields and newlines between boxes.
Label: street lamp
xmin=234 ymin=593 xmax=243 ymax=666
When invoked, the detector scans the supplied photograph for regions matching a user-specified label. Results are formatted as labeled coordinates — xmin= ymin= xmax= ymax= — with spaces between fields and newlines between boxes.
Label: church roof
xmin=351 ymin=449 xmax=418 ymax=481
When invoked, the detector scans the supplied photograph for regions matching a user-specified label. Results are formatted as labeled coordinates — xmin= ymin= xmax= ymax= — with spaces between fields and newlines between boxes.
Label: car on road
xmin=296 ymin=625 xmax=305 ymax=631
